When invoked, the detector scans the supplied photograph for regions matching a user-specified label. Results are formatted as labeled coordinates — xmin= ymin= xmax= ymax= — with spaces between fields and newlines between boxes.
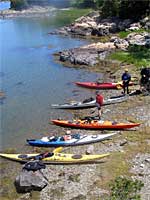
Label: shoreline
xmin=0 ymin=6 xmax=71 ymax=19
xmin=0 ymin=9 xmax=150 ymax=200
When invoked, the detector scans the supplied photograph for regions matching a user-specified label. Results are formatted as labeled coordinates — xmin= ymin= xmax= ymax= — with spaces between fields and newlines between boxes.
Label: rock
xmin=86 ymin=145 xmax=94 ymax=155
xmin=59 ymin=42 xmax=116 ymax=66
xmin=113 ymin=37 xmax=129 ymax=50
xmin=118 ymin=19 xmax=132 ymax=31
xmin=145 ymin=158 xmax=150 ymax=163
xmin=140 ymin=16 xmax=150 ymax=26
xmin=126 ymin=32 xmax=150 ymax=46
xmin=15 ymin=169 xmax=48 ymax=193
xmin=119 ymin=139 xmax=128 ymax=146
xmin=127 ymin=22 xmax=141 ymax=31
xmin=144 ymin=21 xmax=150 ymax=30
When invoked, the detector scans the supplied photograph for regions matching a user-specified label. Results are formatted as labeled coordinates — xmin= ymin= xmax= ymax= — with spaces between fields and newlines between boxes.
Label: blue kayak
xmin=27 ymin=133 xmax=117 ymax=147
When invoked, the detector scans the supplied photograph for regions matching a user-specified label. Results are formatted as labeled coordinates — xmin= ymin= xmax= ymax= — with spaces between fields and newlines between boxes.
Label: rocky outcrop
xmin=51 ymin=12 xmax=150 ymax=40
xmin=15 ymin=169 xmax=48 ymax=193
xmin=0 ymin=6 xmax=56 ymax=19
xmin=59 ymin=42 xmax=116 ymax=66
xmin=52 ymin=12 xmax=134 ymax=37
xmin=57 ymin=30 xmax=149 ymax=67
xmin=126 ymin=32 xmax=150 ymax=46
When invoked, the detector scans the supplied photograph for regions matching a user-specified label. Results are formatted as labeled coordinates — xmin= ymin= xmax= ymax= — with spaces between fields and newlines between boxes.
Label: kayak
xmin=110 ymin=90 xmax=142 ymax=99
xmin=27 ymin=133 xmax=117 ymax=147
xmin=51 ymin=96 xmax=127 ymax=109
xmin=0 ymin=152 xmax=110 ymax=164
xmin=52 ymin=119 xmax=140 ymax=130
xmin=75 ymin=81 xmax=134 ymax=89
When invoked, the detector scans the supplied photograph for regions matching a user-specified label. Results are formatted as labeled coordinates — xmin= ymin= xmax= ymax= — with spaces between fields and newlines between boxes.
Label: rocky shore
xmin=52 ymin=12 xmax=149 ymax=69
xmin=0 ymin=10 xmax=150 ymax=200
xmin=56 ymin=31 xmax=149 ymax=68
xmin=0 ymin=6 xmax=57 ymax=19
xmin=52 ymin=11 xmax=150 ymax=37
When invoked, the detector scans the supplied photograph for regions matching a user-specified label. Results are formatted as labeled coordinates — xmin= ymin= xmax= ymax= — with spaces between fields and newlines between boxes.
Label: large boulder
xmin=15 ymin=169 xmax=48 ymax=193
xmin=110 ymin=37 xmax=129 ymax=50
xmin=59 ymin=42 xmax=116 ymax=66
xmin=126 ymin=32 xmax=150 ymax=46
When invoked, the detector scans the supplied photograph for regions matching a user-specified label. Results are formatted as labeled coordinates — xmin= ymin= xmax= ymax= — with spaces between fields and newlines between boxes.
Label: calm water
xmin=0 ymin=1 xmax=10 ymax=11
xmin=0 ymin=15 xmax=101 ymax=150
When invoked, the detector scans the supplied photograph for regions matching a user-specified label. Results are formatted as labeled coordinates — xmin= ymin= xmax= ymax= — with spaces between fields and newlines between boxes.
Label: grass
xmin=98 ymin=127 xmax=150 ymax=187
xmin=51 ymin=8 xmax=92 ymax=27
xmin=109 ymin=46 xmax=150 ymax=68
xmin=118 ymin=28 xmax=149 ymax=39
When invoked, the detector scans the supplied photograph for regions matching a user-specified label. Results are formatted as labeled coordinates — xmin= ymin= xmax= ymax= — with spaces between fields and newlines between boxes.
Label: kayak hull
xmin=27 ymin=133 xmax=117 ymax=147
xmin=51 ymin=96 xmax=127 ymax=109
xmin=52 ymin=120 xmax=140 ymax=130
xmin=75 ymin=82 xmax=118 ymax=89
xmin=75 ymin=82 xmax=133 ymax=89
xmin=0 ymin=153 xmax=110 ymax=164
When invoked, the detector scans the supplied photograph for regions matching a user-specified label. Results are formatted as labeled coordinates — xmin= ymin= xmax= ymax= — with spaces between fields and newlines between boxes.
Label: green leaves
xmin=108 ymin=176 xmax=144 ymax=200
xmin=10 ymin=0 xmax=28 ymax=10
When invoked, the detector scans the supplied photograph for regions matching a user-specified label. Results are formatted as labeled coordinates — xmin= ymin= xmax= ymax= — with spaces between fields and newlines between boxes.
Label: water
xmin=0 ymin=1 xmax=10 ymax=11
xmin=0 ymin=15 xmax=101 ymax=150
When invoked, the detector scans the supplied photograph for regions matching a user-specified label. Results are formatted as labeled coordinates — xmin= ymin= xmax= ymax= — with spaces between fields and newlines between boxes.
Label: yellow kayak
xmin=0 ymin=152 xmax=110 ymax=164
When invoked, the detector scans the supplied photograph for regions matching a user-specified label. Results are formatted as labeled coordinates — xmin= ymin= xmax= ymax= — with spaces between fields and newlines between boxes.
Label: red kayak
xmin=75 ymin=82 xmax=134 ymax=89
xmin=52 ymin=119 xmax=140 ymax=130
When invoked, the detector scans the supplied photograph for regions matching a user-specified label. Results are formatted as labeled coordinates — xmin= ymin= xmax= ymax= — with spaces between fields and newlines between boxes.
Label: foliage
xmin=119 ymin=0 xmax=150 ymax=20
xmin=118 ymin=29 xmax=148 ymax=39
xmin=10 ymin=0 xmax=28 ymax=10
xmin=53 ymin=8 xmax=92 ymax=27
xmin=71 ymin=0 xmax=97 ymax=8
xmin=108 ymin=176 xmax=144 ymax=200
xmin=101 ymin=0 xmax=120 ymax=18
xmin=72 ymin=0 xmax=150 ymax=19
xmin=109 ymin=45 xmax=150 ymax=68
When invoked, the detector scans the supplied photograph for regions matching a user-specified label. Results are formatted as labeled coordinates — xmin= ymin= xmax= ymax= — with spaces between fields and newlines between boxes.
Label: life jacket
xmin=64 ymin=135 xmax=71 ymax=141
xmin=122 ymin=72 xmax=131 ymax=81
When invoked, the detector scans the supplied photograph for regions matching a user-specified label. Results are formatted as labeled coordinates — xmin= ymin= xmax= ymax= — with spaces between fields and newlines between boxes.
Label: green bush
xmin=109 ymin=45 xmax=150 ymax=68
xmin=10 ymin=0 xmax=28 ymax=10
xmin=107 ymin=176 xmax=144 ymax=200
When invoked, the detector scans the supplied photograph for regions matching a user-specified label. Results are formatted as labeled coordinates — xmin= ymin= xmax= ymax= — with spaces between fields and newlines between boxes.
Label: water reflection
xmin=0 ymin=16 xmax=101 ymax=150
xmin=0 ymin=1 xmax=10 ymax=11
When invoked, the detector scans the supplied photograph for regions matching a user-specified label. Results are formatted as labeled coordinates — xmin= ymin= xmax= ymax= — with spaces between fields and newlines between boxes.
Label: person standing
xmin=95 ymin=91 xmax=104 ymax=120
xmin=122 ymin=69 xmax=131 ymax=94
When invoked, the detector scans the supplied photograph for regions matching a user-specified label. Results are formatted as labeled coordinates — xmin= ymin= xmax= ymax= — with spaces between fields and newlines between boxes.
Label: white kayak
xmin=27 ymin=132 xmax=117 ymax=147
xmin=51 ymin=96 xmax=127 ymax=109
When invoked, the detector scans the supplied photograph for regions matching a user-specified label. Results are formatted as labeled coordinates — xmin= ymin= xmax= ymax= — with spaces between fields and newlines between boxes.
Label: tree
xmin=71 ymin=0 xmax=101 ymax=8
xmin=119 ymin=0 xmax=150 ymax=20
xmin=101 ymin=0 xmax=120 ymax=18
xmin=10 ymin=0 xmax=28 ymax=10
xmin=108 ymin=176 xmax=144 ymax=200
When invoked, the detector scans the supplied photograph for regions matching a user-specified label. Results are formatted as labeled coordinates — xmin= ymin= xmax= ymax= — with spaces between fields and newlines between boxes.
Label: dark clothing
xmin=23 ymin=160 xmax=46 ymax=171
xmin=122 ymin=72 xmax=131 ymax=94
xmin=140 ymin=68 xmax=150 ymax=85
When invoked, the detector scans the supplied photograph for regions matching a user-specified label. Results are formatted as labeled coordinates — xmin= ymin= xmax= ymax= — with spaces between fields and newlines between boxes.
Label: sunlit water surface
xmin=0 ymin=15 xmax=101 ymax=150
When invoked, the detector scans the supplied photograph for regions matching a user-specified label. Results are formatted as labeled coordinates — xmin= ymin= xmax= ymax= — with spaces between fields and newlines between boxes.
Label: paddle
xmin=116 ymin=81 xmax=123 ymax=89
xmin=25 ymin=147 xmax=63 ymax=161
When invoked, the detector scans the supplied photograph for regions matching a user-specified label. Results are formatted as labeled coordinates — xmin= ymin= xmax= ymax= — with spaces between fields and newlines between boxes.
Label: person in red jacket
xmin=95 ymin=91 xmax=104 ymax=119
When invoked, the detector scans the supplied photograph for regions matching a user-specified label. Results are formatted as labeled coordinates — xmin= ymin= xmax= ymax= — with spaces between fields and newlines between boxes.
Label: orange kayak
xmin=52 ymin=119 xmax=140 ymax=130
